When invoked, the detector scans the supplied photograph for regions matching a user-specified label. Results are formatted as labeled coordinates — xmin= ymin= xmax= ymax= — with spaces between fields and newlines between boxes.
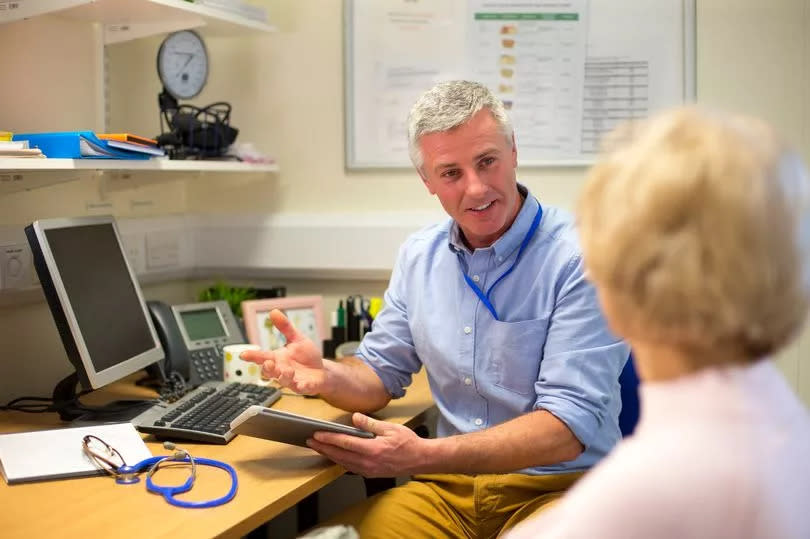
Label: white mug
xmin=222 ymin=344 xmax=266 ymax=385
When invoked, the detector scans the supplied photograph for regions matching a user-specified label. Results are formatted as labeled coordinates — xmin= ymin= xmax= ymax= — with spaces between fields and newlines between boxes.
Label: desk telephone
xmin=146 ymin=300 xmax=246 ymax=387
xmin=132 ymin=300 xmax=281 ymax=444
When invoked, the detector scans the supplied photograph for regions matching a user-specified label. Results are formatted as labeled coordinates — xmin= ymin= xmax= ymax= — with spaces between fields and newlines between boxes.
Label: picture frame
xmin=241 ymin=296 xmax=325 ymax=354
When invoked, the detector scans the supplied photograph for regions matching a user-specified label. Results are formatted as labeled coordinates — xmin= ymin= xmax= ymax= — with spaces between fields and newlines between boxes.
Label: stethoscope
xmin=460 ymin=200 xmax=543 ymax=321
xmin=84 ymin=436 xmax=238 ymax=508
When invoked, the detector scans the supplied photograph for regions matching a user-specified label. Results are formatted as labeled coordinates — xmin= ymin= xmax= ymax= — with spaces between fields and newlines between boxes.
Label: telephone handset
xmin=146 ymin=299 xmax=246 ymax=387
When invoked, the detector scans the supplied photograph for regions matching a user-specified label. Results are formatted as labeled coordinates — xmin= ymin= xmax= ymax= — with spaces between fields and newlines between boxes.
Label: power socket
xmin=0 ymin=243 xmax=34 ymax=290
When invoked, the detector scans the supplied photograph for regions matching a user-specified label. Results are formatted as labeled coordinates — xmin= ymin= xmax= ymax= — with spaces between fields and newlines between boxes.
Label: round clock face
xmin=157 ymin=30 xmax=209 ymax=100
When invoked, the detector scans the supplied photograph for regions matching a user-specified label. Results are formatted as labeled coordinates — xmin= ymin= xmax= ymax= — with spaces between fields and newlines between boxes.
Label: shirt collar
xmin=448 ymin=183 xmax=539 ymax=261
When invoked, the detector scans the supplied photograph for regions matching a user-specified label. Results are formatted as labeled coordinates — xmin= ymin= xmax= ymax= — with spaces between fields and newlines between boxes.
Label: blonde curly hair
xmin=578 ymin=106 xmax=810 ymax=360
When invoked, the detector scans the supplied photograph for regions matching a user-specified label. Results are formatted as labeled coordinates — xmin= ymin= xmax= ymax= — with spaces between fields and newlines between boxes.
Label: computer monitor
xmin=25 ymin=215 xmax=164 ymax=393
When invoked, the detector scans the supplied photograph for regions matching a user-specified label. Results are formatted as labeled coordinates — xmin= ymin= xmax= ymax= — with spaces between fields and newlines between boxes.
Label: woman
xmin=507 ymin=107 xmax=810 ymax=538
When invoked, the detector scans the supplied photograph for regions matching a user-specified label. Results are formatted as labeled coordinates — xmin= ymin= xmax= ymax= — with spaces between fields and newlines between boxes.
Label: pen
xmin=359 ymin=297 xmax=372 ymax=338
xmin=346 ymin=296 xmax=359 ymax=341
xmin=336 ymin=300 xmax=345 ymax=328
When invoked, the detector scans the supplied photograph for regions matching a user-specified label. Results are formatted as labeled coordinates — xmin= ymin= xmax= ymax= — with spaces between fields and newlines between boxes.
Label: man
xmin=244 ymin=80 xmax=629 ymax=537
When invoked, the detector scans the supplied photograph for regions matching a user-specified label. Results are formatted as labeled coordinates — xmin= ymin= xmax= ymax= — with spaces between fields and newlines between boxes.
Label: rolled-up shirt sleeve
xmin=356 ymin=242 xmax=422 ymax=398
xmin=534 ymin=253 xmax=630 ymax=449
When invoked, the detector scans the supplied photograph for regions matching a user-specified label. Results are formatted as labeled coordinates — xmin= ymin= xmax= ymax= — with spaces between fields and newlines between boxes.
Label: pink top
xmin=507 ymin=360 xmax=810 ymax=539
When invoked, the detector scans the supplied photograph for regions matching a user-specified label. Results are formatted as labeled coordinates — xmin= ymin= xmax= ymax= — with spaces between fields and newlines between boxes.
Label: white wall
xmin=0 ymin=16 xmax=103 ymax=133
xmin=0 ymin=0 xmax=808 ymax=405
xmin=104 ymin=2 xmax=589 ymax=216
xmin=694 ymin=0 xmax=810 ymax=397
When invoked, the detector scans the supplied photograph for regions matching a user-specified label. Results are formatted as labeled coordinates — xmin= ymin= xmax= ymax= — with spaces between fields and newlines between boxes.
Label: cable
xmin=157 ymin=371 xmax=188 ymax=403
xmin=1 ymin=393 xmax=158 ymax=416
xmin=156 ymin=90 xmax=238 ymax=160
xmin=1 ymin=396 xmax=56 ymax=413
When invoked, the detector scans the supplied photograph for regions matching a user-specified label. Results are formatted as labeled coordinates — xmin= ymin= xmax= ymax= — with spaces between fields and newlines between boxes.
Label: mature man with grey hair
xmin=244 ymin=80 xmax=629 ymax=537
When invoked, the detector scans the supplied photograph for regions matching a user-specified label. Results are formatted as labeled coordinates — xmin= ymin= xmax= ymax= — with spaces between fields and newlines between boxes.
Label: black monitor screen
xmin=44 ymin=224 xmax=155 ymax=373
xmin=179 ymin=308 xmax=227 ymax=341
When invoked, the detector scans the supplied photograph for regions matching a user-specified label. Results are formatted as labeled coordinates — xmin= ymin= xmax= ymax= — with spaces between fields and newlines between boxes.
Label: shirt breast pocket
xmin=481 ymin=317 xmax=549 ymax=396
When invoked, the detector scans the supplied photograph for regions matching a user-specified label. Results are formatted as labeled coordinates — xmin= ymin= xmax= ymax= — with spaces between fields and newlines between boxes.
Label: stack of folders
xmin=12 ymin=131 xmax=165 ymax=160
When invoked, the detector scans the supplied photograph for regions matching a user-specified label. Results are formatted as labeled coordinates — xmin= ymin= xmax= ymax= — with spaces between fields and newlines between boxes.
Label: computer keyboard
xmin=132 ymin=381 xmax=281 ymax=444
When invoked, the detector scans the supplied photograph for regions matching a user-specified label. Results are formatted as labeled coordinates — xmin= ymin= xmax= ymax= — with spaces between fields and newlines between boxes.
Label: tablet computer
xmin=230 ymin=405 xmax=375 ymax=447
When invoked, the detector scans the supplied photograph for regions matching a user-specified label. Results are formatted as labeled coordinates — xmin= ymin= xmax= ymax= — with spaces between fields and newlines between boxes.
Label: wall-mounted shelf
xmin=0 ymin=158 xmax=278 ymax=172
xmin=0 ymin=0 xmax=275 ymax=43
xmin=0 ymin=159 xmax=278 ymax=194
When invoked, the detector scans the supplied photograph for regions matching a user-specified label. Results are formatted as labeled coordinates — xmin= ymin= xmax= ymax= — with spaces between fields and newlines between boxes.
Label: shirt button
xmin=498 ymin=256 xmax=504 ymax=262
xmin=463 ymin=326 xmax=472 ymax=334
xmin=472 ymin=274 xmax=480 ymax=283
xmin=474 ymin=418 xmax=483 ymax=426
xmin=464 ymin=377 xmax=472 ymax=386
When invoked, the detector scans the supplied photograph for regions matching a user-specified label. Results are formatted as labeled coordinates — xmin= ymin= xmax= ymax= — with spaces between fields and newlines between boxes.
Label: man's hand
xmin=240 ymin=309 xmax=326 ymax=395
xmin=305 ymin=413 xmax=428 ymax=477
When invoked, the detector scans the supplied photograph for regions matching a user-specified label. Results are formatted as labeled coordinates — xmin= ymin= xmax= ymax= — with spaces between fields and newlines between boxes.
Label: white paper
xmin=351 ymin=0 xmax=462 ymax=165
xmin=0 ymin=422 xmax=152 ymax=484
xmin=346 ymin=0 xmax=693 ymax=167
xmin=580 ymin=0 xmax=686 ymax=154
xmin=467 ymin=0 xmax=589 ymax=159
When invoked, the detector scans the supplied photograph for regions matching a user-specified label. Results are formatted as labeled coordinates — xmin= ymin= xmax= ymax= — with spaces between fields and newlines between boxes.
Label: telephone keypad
xmin=190 ymin=347 xmax=222 ymax=381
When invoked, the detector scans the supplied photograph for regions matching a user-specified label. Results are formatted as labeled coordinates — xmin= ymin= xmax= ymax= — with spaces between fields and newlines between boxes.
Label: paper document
xmin=103 ymin=139 xmax=165 ymax=156
xmin=0 ymin=422 xmax=152 ymax=485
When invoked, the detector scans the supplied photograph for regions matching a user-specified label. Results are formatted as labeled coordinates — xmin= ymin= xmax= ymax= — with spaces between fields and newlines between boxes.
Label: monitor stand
xmin=52 ymin=371 xmax=155 ymax=423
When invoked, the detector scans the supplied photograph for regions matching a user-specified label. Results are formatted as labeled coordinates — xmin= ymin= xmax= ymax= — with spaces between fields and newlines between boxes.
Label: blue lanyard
xmin=460 ymin=202 xmax=543 ymax=321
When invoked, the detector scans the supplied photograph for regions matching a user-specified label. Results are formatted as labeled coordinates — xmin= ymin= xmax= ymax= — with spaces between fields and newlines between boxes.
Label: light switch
xmin=0 ymin=243 xmax=33 ymax=290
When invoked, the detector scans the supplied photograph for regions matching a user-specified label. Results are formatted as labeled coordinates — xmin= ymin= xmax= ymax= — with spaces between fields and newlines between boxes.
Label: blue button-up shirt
xmin=357 ymin=185 xmax=630 ymax=474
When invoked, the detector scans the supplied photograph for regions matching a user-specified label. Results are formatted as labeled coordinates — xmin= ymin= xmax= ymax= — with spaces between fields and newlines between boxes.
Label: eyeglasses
xmin=82 ymin=434 xmax=196 ymax=484
xmin=82 ymin=435 xmax=127 ymax=475
xmin=83 ymin=434 xmax=196 ymax=481
xmin=80 ymin=435 xmax=237 ymax=508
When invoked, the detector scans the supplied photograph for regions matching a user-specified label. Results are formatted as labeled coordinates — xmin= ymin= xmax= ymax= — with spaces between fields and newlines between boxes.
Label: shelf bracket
xmin=104 ymin=19 xmax=206 ymax=44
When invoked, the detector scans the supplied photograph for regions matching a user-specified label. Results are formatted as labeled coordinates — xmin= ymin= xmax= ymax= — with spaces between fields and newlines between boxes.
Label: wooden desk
xmin=0 ymin=371 xmax=434 ymax=538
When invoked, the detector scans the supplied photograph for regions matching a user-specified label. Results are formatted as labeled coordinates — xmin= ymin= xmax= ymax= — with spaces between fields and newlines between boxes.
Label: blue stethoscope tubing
xmin=461 ymin=200 xmax=543 ymax=321
xmin=116 ymin=456 xmax=238 ymax=508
